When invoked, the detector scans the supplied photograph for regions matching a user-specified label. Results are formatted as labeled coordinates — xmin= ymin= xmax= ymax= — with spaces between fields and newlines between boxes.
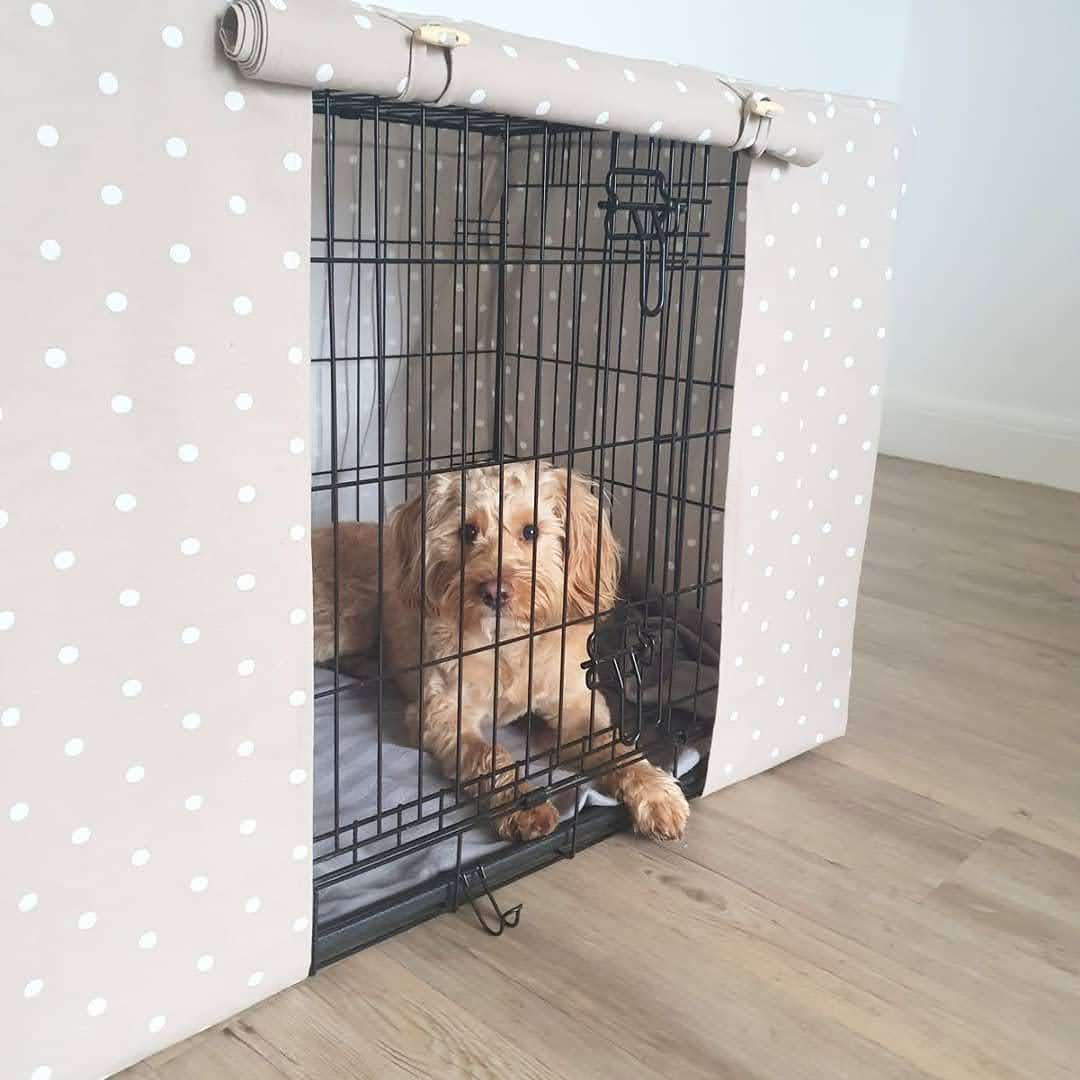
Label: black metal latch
xmin=599 ymin=166 xmax=687 ymax=317
xmin=582 ymin=620 xmax=657 ymax=745
xmin=460 ymin=865 xmax=522 ymax=936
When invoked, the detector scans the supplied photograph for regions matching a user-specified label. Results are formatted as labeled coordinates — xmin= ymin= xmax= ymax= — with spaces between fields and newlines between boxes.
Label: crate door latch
xmin=599 ymin=166 xmax=687 ymax=317
xmin=583 ymin=620 xmax=657 ymax=745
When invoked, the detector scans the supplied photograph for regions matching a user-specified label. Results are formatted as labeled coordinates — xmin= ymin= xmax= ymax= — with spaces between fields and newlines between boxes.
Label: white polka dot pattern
xmin=5 ymin=1 xmax=910 ymax=1075
xmin=220 ymin=2 xmax=822 ymax=165
xmin=704 ymin=91 xmax=910 ymax=793
xmin=3 ymin=4 xmax=312 ymax=1079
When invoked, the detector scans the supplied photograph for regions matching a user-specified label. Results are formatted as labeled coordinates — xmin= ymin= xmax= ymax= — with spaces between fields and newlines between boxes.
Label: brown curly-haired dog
xmin=313 ymin=462 xmax=689 ymax=843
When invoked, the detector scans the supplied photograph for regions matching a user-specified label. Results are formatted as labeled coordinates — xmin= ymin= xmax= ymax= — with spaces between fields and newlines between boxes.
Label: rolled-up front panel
xmin=220 ymin=1 xmax=824 ymax=165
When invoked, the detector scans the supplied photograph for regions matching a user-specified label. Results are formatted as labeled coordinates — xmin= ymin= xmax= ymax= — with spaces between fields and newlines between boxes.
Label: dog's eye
xmin=521 ymin=523 xmax=537 ymax=541
xmin=459 ymin=523 xmax=478 ymax=545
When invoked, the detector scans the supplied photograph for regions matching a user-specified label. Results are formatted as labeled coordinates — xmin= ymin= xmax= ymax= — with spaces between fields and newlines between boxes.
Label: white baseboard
xmin=879 ymin=390 xmax=1080 ymax=493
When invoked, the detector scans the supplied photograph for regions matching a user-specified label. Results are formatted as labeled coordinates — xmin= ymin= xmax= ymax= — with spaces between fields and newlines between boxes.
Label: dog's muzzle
xmin=479 ymin=580 xmax=510 ymax=610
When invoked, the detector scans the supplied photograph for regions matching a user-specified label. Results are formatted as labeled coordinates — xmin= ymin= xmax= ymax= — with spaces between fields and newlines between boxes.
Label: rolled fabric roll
xmin=219 ymin=0 xmax=265 ymax=76
xmin=217 ymin=1 xmax=824 ymax=166
xmin=438 ymin=27 xmax=824 ymax=166
xmin=219 ymin=0 xmax=426 ymax=100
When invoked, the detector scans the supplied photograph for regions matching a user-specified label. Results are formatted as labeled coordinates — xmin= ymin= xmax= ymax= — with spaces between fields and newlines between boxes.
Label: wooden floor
xmin=122 ymin=458 xmax=1080 ymax=1080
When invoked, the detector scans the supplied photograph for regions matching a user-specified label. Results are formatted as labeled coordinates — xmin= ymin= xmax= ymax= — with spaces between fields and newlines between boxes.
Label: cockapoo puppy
xmin=313 ymin=462 xmax=689 ymax=843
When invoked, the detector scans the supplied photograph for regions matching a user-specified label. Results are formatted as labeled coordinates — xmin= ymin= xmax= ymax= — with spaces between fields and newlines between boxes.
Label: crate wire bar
xmin=309 ymin=91 xmax=745 ymax=967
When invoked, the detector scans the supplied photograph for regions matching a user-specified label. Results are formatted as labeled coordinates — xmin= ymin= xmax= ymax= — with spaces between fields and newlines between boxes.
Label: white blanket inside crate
xmin=312 ymin=666 xmax=698 ymax=923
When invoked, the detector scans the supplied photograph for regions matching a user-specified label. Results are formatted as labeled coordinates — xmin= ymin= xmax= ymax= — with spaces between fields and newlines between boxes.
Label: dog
xmin=313 ymin=462 xmax=689 ymax=843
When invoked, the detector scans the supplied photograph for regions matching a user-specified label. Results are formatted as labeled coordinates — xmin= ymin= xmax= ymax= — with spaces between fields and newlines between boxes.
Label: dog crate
xmin=308 ymin=91 xmax=745 ymax=967
xmin=5 ymin=3 xmax=910 ymax=1072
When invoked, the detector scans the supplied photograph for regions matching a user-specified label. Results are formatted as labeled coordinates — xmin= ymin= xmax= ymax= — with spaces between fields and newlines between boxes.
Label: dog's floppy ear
xmin=548 ymin=467 xmax=621 ymax=618
xmin=388 ymin=489 xmax=426 ymax=610
xmin=389 ymin=476 xmax=455 ymax=614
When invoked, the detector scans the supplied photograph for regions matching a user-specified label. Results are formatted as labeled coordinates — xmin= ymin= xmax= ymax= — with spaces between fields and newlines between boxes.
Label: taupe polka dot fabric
xmin=2 ymin=0 xmax=909 ymax=1076
xmin=221 ymin=1 xmax=824 ymax=166
xmin=705 ymin=100 xmax=911 ymax=793
xmin=1 ymin=3 xmax=314 ymax=1078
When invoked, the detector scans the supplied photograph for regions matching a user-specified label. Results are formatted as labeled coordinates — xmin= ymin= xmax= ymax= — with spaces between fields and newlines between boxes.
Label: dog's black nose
xmin=480 ymin=581 xmax=510 ymax=609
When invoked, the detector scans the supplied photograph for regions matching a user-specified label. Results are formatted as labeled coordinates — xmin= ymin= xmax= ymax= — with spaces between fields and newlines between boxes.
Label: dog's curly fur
xmin=313 ymin=462 xmax=689 ymax=843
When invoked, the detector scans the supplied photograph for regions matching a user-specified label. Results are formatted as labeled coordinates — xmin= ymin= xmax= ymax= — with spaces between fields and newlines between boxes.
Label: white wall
xmin=883 ymin=0 xmax=1080 ymax=491
xmin=450 ymin=0 xmax=1080 ymax=491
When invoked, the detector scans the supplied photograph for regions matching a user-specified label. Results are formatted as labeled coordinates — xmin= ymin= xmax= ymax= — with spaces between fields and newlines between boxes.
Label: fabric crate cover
xmin=0 ymin=2 xmax=911 ymax=1077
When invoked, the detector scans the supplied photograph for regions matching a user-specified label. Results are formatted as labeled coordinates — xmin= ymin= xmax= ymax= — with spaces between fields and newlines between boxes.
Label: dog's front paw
xmin=627 ymin=772 xmax=690 ymax=842
xmin=497 ymin=800 xmax=560 ymax=842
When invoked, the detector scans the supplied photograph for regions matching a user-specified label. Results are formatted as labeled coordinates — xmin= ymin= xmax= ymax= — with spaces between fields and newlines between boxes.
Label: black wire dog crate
xmin=308 ymin=90 xmax=745 ymax=969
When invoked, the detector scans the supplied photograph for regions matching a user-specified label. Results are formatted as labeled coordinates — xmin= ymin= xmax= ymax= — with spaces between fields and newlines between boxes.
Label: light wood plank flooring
xmin=120 ymin=457 xmax=1080 ymax=1079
